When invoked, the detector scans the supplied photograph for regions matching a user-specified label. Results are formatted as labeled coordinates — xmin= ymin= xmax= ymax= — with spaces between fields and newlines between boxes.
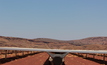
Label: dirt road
xmin=1 ymin=53 xmax=104 ymax=65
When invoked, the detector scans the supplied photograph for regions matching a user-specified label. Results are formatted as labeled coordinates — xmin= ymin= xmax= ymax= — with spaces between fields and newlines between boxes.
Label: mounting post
xmin=47 ymin=52 xmax=69 ymax=65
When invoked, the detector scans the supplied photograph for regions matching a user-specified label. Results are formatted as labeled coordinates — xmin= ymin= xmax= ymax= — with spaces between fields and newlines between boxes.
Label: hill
xmin=0 ymin=36 xmax=107 ymax=50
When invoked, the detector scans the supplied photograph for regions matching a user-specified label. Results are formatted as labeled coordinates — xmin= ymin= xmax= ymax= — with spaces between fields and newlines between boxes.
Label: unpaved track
xmin=65 ymin=54 xmax=101 ymax=65
xmin=1 ymin=53 xmax=103 ymax=65
xmin=1 ymin=52 xmax=49 ymax=65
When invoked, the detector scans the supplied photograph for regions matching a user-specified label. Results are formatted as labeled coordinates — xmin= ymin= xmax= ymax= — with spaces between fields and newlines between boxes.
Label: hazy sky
xmin=0 ymin=0 xmax=107 ymax=40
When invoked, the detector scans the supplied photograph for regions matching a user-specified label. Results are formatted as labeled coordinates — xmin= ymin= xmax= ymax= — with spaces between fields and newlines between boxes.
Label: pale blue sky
xmin=0 ymin=0 xmax=107 ymax=40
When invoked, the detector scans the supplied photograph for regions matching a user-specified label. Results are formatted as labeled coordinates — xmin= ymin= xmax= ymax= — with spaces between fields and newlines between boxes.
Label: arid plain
xmin=0 ymin=36 xmax=107 ymax=65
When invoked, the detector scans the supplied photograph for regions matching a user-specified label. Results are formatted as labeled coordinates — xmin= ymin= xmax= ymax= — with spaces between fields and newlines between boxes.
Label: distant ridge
xmin=0 ymin=36 xmax=107 ymax=50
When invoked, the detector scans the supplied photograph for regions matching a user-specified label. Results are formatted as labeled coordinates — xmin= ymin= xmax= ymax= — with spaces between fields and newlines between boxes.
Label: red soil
xmin=64 ymin=54 xmax=101 ymax=65
xmin=1 ymin=52 xmax=49 ymax=65
xmin=1 ymin=53 xmax=105 ymax=65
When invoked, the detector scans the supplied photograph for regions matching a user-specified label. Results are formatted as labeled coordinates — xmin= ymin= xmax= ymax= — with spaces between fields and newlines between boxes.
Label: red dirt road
xmin=1 ymin=53 xmax=104 ymax=65
xmin=1 ymin=52 xmax=49 ymax=65
xmin=65 ymin=54 xmax=101 ymax=65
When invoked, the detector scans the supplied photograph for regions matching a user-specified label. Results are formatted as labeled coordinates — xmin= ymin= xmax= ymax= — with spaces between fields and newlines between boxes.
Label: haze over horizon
xmin=0 ymin=0 xmax=107 ymax=40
